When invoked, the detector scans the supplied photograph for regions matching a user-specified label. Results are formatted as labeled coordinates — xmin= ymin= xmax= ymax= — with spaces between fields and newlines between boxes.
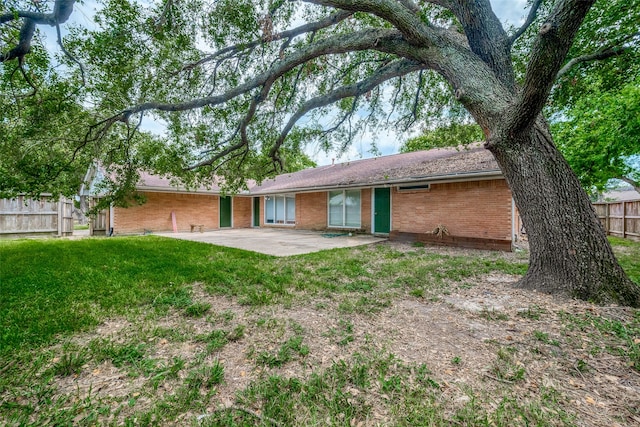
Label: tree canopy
xmin=2 ymin=0 xmax=640 ymax=305
xmin=553 ymin=79 xmax=640 ymax=195
xmin=0 ymin=0 xmax=637 ymax=197
xmin=400 ymin=123 xmax=483 ymax=153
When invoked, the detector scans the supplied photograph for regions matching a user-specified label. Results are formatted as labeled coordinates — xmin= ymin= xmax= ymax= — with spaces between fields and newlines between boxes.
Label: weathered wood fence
xmin=0 ymin=195 xmax=74 ymax=238
xmin=593 ymin=199 xmax=640 ymax=241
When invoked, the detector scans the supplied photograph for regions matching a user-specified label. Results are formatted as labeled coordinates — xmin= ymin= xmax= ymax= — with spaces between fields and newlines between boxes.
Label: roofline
xmin=136 ymin=186 xmax=220 ymax=195
xmin=135 ymin=186 xmax=252 ymax=196
xmin=248 ymin=169 xmax=504 ymax=195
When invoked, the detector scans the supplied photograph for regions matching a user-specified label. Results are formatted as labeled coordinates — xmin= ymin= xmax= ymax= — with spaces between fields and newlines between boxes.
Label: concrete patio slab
xmin=156 ymin=228 xmax=387 ymax=256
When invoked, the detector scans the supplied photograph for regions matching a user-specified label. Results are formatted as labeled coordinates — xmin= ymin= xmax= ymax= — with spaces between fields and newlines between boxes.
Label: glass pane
xmin=328 ymin=191 xmax=344 ymax=226
xmin=265 ymin=196 xmax=274 ymax=223
xmin=286 ymin=196 xmax=296 ymax=224
xmin=275 ymin=196 xmax=285 ymax=223
xmin=345 ymin=190 xmax=361 ymax=227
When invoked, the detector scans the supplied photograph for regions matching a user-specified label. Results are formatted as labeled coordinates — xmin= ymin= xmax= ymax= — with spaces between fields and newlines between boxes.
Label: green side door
xmin=220 ymin=196 xmax=232 ymax=228
xmin=253 ymin=197 xmax=260 ymax=227
xmin=374 ymin=187 xmax=391 ymax=234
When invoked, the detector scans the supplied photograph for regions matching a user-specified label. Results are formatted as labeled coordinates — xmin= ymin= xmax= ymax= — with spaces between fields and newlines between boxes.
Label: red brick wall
xmin=295 ymin=192 xmax=327 ymax=230
xmin=360 ymin=188 xmax=372 ymax=233
xmin=113 ymin=192 xmax=218 ymax=234
xmin=233 ymin=197 xmax=252 ymax=228
xmin=259 ymin=189 xmax=370 ymax=232
xmin=391 ymin=179 xmax=512 ymax=240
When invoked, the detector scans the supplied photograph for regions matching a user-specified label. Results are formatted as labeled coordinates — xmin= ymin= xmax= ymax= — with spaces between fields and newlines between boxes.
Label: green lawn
xmin=0 ymin=236 xmax=638 ymax=426
xmin=0 ymin=236 xmax=533 ymax=355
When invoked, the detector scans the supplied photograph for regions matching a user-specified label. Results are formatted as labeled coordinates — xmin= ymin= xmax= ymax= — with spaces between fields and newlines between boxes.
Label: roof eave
xmin=249 ymin=169 xmax=504 ymax=195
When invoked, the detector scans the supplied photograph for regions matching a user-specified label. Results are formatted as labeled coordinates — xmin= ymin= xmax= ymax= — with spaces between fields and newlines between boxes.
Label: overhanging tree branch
xmin=447 ymin=0 xmax=514 ymax=87
xmin=1 ymin=0 xmax=84 ymax=85
xmin=509 ymin=0 xmax=544 ymax=46
xmin=269 ymin=58 xmax=424 ymax=162
xmin=619 ymin=176 xmax=640 ymax=193
xmin=302 ymin=0 xmax=436 ymax=47
xmin=105 ymin=28 xmax=403 ymax=124
xmin=556 ymin=36 xmax=636 ymax=78
xmin=175 ymin=10 xmax=354 ymax=74
xmin=510 ymin=0 xmax=596 ymax=134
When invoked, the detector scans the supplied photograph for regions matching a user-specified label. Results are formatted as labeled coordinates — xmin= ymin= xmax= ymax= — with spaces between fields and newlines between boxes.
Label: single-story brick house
xmin=87 ymin=145 xmax=521 ymax=250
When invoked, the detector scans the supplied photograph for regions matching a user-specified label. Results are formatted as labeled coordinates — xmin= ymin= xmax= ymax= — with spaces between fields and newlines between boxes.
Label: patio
xmin=156 ymin=228 xmax=387 ymax=256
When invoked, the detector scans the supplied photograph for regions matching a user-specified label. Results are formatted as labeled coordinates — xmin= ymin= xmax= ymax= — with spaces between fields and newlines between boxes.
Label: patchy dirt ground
xmin=8 ymin=243 xmax=640 ymax=426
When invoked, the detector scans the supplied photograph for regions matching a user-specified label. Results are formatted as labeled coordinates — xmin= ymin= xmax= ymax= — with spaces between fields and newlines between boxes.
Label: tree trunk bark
xmin=487 ymin=118 xmax=640 ymax=307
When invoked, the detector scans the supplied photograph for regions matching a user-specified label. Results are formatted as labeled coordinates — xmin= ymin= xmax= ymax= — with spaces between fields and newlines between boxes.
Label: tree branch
xmin=0 ymin=0 xmax=75 ymax=26
xmin=175 ymin=10 xmax=353 ymax=74
xmin=619 ymin=177 xmax=640 ymax=194
xmin=269 ymin=59 xmax=423 ymax=161
xmin=509 ymin=0 xmax=544 ymax=46
xmin=510 ymin=0 xmax=597 ymax=135
xmin=303 ymin=0 xmax=435 ymax=47
xmin=556 ymin=37 xmax=635 ymax=79
xmin=1 ymin=0 xmax=82 ymax=81
xmin=107 ymin=29 xmax=403 ymax=123
xmin=447 ymin=0 xmax=515 ymax=88
xmin=56 ymin=21 xmax=86 ymax=85
xmin=1 ymin=18 xmax=35 ymax=62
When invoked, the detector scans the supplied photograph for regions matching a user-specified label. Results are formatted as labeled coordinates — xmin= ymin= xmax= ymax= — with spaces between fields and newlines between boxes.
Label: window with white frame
xmin=264 ymin=195 xmax=296 ymax=224
xmin=328 ymin=190 xmax=361 ymax=227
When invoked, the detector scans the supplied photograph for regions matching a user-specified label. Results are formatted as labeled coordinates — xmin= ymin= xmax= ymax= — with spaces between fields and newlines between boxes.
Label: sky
xmin=50 ymin=0 xmax=531 ymax=166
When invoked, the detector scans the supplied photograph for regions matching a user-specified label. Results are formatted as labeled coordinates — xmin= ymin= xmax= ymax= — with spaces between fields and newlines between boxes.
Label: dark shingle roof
xmin=250 ymin=145 xmax=500 ymax=194
xmin=136 ymin=173 xmax=223 ymax=193
xmin=130 ymin=144 xmax=501 ymax=194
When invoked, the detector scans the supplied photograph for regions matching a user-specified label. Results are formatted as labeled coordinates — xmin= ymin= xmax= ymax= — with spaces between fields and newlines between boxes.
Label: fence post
xmin=622 ymin=201 xmax=626 ymax=239
xmin=605 ymin=203 xmax=610 ymax=235
xmin=57 ymin=198 xmax=62 ymax=236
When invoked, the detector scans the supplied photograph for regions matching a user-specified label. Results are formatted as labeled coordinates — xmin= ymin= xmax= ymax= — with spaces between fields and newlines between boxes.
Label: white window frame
xmin=327 ymin=189 xmax=361 ymax=228
xmin=264 ymin=194 xmax=296 ymax=225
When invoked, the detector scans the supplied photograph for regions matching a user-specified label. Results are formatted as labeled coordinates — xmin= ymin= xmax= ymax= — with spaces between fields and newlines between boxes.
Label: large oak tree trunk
xmin=487 ymin=119 xmax=640 ymax=307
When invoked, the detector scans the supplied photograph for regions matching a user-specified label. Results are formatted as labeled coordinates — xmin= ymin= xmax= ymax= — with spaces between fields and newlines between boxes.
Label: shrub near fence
xmin=593 ymin=199 xmax=640 ymax=241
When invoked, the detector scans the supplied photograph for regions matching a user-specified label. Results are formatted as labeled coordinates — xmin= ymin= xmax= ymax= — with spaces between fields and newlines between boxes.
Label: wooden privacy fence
xmin=0 ymin=195 xmax=74 ymax=238
xmin=592 ymin=199 xmax=640 ymax=241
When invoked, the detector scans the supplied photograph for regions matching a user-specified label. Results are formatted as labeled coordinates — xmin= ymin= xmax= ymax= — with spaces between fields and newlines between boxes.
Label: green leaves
xmin=400 ymin=123 xmax=484 ymax=152
xmin=553 ymin=78 xmax=640 ymax=194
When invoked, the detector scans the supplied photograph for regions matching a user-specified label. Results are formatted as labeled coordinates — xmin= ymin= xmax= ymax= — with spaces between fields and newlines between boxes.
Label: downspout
xmin=511 ymin=198 xmax=516 ymax=250
xmin=109 ymin=203 xmax=115 ymax=236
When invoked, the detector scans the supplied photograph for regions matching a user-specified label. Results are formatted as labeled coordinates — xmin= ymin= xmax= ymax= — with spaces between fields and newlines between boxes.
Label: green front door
xmin=220 ymin=196 xmax=232 ymax=228
xmin=374 ymin=187 xmax=391 ymax=234
xmin=253 ymin=197 xmax=260 ymax=227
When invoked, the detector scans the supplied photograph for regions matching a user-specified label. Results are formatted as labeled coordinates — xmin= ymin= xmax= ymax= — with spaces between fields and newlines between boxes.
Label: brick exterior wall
xmin=118 ymin=179 xmax=512 ymax=243
xmin=113 ymin=192 xmax=219 ymax=234
xmin=360 ymin=188 xmax=372 ymax=233
xmin=233 ymin=197 xmax=252 ymax=228
xmin=258 ymin=188 xmax=371 ymax=233
xmin=391 ymin=179 xmax=512 ymax=240
xmin=295 ymin=192 xmax=328 ymax=230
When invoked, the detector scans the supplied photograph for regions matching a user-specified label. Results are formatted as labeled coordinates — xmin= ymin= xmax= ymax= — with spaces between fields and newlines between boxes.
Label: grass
xmin=0 ymin=236 xmax=531 ymax=355
xmin=0 ymin=235 xmax=638 ymax=425
xmin=609 ymin=236 xmax=640 ymax=284
xmin=0 ymin=236 xmax=276 ymax=354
